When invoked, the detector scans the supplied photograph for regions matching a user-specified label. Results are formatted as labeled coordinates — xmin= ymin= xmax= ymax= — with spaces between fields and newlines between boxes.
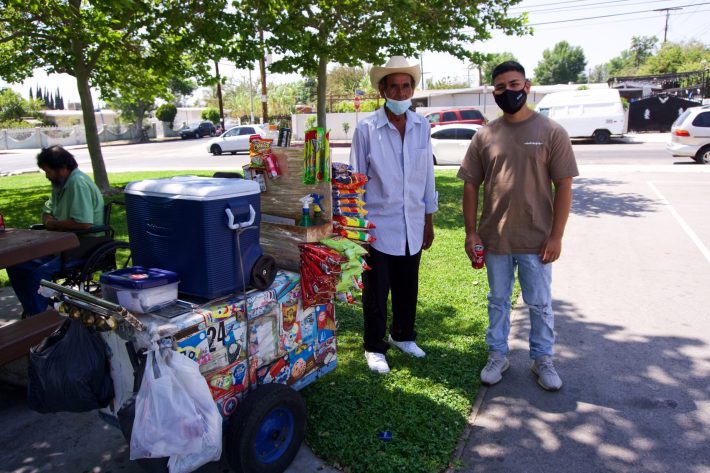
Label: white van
xmin=535 ymin=89 xmax=625 ymax=144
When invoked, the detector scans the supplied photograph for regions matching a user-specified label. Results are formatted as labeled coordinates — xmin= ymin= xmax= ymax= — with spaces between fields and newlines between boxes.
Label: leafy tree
xmin=0 ymin=1 xmax=232 ymax=192
xmin=630 ymin=36 xmax=658 ymax=68
xmin=639 ymin=40 xmax=710 ymax=74
xmin=480 ymin=52 xmax=518 ymax=84
xmin=168 ymin=77 xmax=198 ymax=107
xmin=327 ymin=65 xmax=368 ymax=96
xmin=534 ymin=41 xmax=587 ymax=85
xmin=426 ymin=76 xmax=469 ymax=89
xmin=248 ymin=0 xmax=528 ymax=128
xmin=156 ymin=103 xmax=178 ymax=127
xmin=0 ymin=87 xmax=42 ymax=122
xmin=201 ymin=107 xmax=221 ymax=124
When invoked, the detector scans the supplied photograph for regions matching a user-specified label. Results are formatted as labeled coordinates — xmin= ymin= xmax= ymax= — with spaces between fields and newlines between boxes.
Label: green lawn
xmin=1 ymin=169 xmax=509 ymax=472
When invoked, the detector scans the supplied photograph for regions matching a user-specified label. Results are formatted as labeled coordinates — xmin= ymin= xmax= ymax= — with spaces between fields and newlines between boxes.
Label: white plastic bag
xmin=166 ymin=349 xmax=223 ymax=473
xmin=130 ymin=348 xmax=203 ymax=459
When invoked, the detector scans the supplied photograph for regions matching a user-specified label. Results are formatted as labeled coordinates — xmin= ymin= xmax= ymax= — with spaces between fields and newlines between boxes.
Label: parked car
xmin=206 ymin=125 xmax=267 ymax=155
xmin=179 ymin=121 xmax=216 ymax=139
xmin=424 ymin=107 xmax=487 ymax=127
xmin=666 ymin=105 xmax=710 ymax=164
xmin=430 ymin=123 xmax=481 ymax=165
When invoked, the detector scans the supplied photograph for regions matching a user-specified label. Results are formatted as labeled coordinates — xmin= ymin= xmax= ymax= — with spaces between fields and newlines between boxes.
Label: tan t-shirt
xmin=457 ymin=112 xmax=579 ymax=254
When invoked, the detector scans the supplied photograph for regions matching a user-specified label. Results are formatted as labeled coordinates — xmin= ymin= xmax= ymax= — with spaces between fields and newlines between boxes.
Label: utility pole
xmin=654 ymin=7 xmax=682 ymax=43
xmin=259 ymin=30 xmax=268 ymax=124
xmin=214 ymin=60 xmax=224 ymax=131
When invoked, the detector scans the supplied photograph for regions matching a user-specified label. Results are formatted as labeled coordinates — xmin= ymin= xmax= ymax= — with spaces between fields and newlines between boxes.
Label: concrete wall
xmin=0 ymin=124 xmax=157 ymax=150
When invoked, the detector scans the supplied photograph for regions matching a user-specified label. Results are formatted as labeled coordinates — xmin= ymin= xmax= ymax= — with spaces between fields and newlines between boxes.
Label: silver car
xmin=206 ymin=125 xmax=266 ymax=155
xmin=666 ymin=105 xmax=710 ymax=164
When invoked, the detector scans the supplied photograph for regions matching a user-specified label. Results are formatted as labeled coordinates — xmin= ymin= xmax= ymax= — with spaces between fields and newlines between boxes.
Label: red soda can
xmin=263 ymin=153 xmax=281 ymax=179
xmin=473 ymin=244 xmax=485 ymax=269
xmin=0 ymin=213 xmax=5 ymax=232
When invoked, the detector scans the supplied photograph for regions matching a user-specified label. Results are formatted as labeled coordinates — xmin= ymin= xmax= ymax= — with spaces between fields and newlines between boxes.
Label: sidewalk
xmin=453 ymin=165 xmax=710 ymax=472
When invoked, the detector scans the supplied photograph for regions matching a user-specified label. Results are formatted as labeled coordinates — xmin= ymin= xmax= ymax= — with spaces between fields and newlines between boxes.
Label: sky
xmin=2 ymin=0 xmax=709 ymax=104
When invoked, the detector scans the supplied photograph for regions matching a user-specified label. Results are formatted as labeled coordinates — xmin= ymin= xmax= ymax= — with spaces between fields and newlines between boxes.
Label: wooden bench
xmin=0 ymin=309 xmax=64 ymax=366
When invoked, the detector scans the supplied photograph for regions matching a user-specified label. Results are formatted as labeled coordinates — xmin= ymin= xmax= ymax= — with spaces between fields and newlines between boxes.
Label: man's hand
xmin=422 ymin=215 xmax=435 ymax=250
xmin=464 ymin=233 xmax=483 ymax=267
xmin=539 ymin=235 xmax=562 ymax=264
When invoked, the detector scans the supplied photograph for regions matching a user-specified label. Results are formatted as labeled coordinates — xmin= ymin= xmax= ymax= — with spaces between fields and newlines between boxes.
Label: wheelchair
xmin=32 ymin=201 xmax=132 ymax=297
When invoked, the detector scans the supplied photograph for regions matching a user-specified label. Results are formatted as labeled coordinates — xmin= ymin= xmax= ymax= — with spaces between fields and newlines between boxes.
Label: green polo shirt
xmin=43 ymin=169 xmax=104 ymax=225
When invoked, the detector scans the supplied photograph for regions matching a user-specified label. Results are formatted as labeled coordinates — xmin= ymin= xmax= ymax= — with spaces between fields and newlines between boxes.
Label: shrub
xmin=155 ymin=103 xmax=177 ymax=128
xmin=201 ymin=107 xmax=220 ymax=124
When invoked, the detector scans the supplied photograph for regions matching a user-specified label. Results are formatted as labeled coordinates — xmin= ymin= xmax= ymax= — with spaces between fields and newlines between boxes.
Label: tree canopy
xmin=533 ymin=41 xmax=587 ymax=85
xmin=480 ymin=52 xmax=519 ymax=84
xmin=248 ymin=0 xmax=528 ymax=127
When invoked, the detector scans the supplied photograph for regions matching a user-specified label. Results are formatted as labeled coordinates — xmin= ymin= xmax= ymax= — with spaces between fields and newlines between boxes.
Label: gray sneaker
xmin=480 ymin=353 xmax=510 ymax=385
xmin=531 ymin=356 xmax=562 ymax=391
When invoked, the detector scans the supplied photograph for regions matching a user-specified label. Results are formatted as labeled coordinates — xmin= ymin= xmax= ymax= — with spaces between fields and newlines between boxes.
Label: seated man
xmin=7 ymin=145 xmax=104 ymax=316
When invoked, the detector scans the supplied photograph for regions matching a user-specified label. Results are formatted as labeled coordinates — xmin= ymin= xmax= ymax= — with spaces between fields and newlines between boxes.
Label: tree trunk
xmin=71 ymin=39 xmax=110 ymax=193
xmin=133 ymin=104 xmax=147 ymax=143
xmin=316 ymin=55 xmax=328 ymax=129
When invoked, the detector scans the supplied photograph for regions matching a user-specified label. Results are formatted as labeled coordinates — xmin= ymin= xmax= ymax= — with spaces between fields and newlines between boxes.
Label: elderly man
xmin=349 ymin=56 xmax=438 ymax=374
xmin=7 ymin=145 xmax=104 ymax=317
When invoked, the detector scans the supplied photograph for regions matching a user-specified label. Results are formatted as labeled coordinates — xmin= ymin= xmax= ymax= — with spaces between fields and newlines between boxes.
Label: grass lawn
xmin=1 ymin=169 xmax=512 ymax=472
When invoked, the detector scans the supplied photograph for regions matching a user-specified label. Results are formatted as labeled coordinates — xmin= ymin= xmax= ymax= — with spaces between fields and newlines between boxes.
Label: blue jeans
xmin=484 ymin=253 xmax=555 ymax=360
xmin=6 ymin=255 xmax=62 ymax=315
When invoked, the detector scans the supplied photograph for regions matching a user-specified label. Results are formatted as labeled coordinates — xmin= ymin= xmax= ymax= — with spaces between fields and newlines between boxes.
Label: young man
xmin=457 ymin=61 xmax=578 ymax=391
xmin=7 ymin=145 xmax=104 ymax=316
xmin=350 ymin=56 xmax=438 ymax=374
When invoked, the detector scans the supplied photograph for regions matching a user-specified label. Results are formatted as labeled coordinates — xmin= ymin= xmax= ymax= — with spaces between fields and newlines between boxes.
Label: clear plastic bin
xmin=100 ymin=266 xmax=179 ymax=313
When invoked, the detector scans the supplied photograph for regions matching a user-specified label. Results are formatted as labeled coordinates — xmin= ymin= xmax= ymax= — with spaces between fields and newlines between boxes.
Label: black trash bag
xmin=117 ymin=395 xmax=169 ymax=473
xmin=27 ymin=318 xmax=114 ymax=413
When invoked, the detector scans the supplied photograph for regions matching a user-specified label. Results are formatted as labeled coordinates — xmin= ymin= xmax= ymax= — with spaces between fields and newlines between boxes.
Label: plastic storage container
xmin=100 ymin=266 xmax=179 ymax=313
xmin=124 ymin=176 xmax=264 ymax=299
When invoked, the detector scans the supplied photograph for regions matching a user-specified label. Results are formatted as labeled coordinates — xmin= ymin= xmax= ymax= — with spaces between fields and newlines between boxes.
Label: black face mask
xmin=494 ymin=87 xmax=527 ymax=114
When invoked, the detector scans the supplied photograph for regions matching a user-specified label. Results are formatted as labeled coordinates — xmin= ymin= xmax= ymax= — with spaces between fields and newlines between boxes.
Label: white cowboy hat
xmin=370 ymin=56 xmax=421 ymax=89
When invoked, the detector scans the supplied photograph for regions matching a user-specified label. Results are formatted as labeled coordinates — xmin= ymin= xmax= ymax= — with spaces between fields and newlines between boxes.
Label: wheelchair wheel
xmin=79 ymin=240 xmax=132 ymax=296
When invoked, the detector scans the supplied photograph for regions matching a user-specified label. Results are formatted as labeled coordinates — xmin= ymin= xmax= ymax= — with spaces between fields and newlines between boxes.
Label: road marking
xmin=648 ymin=181 xmax=710 ymax=265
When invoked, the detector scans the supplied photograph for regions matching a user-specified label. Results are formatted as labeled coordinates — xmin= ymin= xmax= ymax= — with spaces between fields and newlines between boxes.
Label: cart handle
xmin=225 ymin=205 xmax=256 ymax=230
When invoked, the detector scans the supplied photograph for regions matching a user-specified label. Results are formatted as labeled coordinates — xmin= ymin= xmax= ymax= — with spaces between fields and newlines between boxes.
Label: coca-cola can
xmin=473 ymin=244 xmax=485 ymax=269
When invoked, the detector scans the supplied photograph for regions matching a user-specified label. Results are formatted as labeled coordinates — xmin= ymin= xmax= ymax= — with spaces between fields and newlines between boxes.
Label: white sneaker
xmin=480 ymin=353 xmax=510 ymax=385
xmin=387 ymin=335 xmax=426 ymax=358
xmin=531 ymin=356 xmax=562 ymax=391
xmin=365 ymin=351 xmax=390 ymax=374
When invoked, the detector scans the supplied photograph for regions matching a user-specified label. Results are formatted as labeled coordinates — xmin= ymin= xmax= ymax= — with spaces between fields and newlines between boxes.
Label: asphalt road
xmin=0 ymin=137 xmax=699 ymax=176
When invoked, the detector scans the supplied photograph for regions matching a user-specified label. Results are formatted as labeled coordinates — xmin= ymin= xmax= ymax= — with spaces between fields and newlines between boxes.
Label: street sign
xmin=354 ymin=96 xmax=360 ymax=112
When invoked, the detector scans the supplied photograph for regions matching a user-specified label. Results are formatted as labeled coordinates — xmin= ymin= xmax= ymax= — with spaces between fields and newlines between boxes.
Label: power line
xmin=515 ymin=0 xmax=679 ymax=15
xmin=524 ymin=8 xmax=710 ymax=32
xmin=525 ymin=1 xmax=710 ymax=26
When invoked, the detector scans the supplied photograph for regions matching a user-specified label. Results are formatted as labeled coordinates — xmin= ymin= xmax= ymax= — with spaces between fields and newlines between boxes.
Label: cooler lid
xmin=100 ymin=266 xmax=179 ymax=289
xmin=125 ymin=176 xmax=261 ymax=201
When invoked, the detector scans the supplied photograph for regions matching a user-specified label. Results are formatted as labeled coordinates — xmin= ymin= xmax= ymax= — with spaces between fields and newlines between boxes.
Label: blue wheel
xmin=226 ymin=384 xmax=306 ymax=473
xmin=254 ymin=407 xmax=295 ymax=463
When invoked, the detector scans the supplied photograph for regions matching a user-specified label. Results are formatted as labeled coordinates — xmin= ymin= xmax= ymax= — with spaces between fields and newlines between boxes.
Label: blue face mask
xmin=385 ymin=94 xmax=412 ymax=115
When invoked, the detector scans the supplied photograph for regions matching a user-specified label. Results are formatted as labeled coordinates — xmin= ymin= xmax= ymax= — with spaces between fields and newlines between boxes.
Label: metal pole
xmin=248 ymin=68 xmax=255 ymax=124
xmin=259 ymin=30 xmax=268 ymax=124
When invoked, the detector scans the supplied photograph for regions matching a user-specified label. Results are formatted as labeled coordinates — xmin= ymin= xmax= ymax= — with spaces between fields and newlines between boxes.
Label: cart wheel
xmin=226 ymin=383 xmax=306 ymax=473
xmin=79 ymin=240 xmax=132 ymax=296
xmin=251 ymin=255 xmax=276 ymax=290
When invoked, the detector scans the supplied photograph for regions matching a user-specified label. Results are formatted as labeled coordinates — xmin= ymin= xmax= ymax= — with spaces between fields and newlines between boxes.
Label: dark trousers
xmin=362 ymin=246 xmax=422 ymax=354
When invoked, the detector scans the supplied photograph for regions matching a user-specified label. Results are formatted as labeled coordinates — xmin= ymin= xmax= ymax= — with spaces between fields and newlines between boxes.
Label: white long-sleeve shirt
xmin=349 ymin=107 xmax=438 ymax=256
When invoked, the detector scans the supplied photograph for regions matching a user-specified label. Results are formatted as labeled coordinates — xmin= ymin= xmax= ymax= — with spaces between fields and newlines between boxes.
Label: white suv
xmin=667 ymin=105 xmax=710 ymax=164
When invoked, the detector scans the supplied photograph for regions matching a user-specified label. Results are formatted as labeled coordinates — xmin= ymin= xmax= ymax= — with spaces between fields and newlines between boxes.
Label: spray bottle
xmin=309 ymin=193 xmax=325 ymax=226
xmin=298 ymin=195 xmax=314 ymax=227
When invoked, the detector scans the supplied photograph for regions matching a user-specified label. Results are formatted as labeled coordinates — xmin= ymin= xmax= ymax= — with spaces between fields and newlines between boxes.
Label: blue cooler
xmin=125 ymin=176 xmax=265 ymax=299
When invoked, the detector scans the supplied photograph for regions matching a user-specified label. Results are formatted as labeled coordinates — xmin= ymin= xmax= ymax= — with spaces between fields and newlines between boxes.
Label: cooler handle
xmin=225 ymin=205 xmax=256 ymax=230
